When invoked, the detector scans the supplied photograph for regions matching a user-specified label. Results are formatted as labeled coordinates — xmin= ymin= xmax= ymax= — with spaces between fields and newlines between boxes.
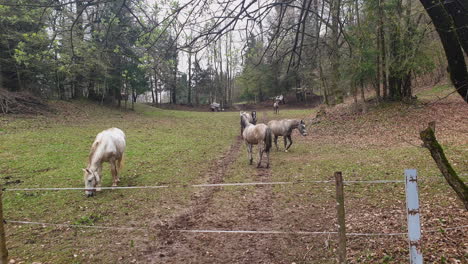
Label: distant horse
xmin=240 ymin=110 xmax=257 ymax=137
xmin=273 ymin=101 xmax=279 ymax=114
xmin=267 ymin=119 xmax=307 ymax=152
xmin=240 ymin=112 xmax=272 ymax=168
xmin=83 ymin=128 xmax=126 ymax=197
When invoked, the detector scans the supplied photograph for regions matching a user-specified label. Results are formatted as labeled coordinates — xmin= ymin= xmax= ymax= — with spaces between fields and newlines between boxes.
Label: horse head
xmin=298 ymin=120 xmax=308 ymax=136
xmin=83 ymin=168 xmax=100 ymax=197
xmin=251 ymin=111 xmax=257 ymax=124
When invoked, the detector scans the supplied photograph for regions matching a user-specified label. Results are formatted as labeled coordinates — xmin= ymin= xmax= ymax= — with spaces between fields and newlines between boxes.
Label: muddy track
xmin=139 ymin=135 xmax=244 ymax=262
xmin=139 ymin=131 xmax=284 ymax=263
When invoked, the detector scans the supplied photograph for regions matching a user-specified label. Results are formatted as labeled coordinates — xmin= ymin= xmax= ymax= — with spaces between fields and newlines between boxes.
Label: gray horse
xmin=241 ymin=112 xmax=272 ymax=168
xmin=273 ymin=101 xmax=279 ymax=114
xmin=240 ymin=111 xmax=257 ymax=137
xmin=267 ymin=119 xmax=307 ymax=152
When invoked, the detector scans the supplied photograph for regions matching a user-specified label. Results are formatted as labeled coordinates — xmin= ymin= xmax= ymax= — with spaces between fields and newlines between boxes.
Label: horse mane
xmin=290 ymin=119 xmax=301 ymax=126
xmin=88 ymin=141 xmax=99 ymax=165
xmin=240 ymin=113 xmax=250 ymax=129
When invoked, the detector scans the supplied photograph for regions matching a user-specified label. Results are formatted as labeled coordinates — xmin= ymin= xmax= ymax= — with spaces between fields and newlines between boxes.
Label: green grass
xmin=415 ymin=83 xmax=453 ymax=98
xmin=0 ymin=102 xmax=238 ymax=263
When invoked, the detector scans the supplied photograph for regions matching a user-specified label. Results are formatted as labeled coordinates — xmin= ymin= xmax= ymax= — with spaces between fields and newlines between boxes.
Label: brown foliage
xmin=0 ymin=88 xmax=49 ymax=114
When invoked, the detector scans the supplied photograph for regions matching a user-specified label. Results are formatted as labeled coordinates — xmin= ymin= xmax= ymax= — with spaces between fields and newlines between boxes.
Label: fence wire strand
xmin=6 ymin=220 xmax=468 ymax=237
xmin=3 ymin=179 xmax=410 ymax=192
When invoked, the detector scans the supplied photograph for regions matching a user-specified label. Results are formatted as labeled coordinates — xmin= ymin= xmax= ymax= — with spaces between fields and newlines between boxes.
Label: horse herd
xmin=82 ymin=111 xmax=307 ymax=197
xmin=240 ymin=111 xmax=307 ymax=169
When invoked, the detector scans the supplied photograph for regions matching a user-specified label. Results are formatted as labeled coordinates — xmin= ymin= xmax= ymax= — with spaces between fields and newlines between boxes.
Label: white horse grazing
xmin=83 ymin=128 xmax=126 ymax=197
xmin=268 ymin=119 xmax=307 ymax=152
xmin=241 ymin=112 xmax=272 ymax=168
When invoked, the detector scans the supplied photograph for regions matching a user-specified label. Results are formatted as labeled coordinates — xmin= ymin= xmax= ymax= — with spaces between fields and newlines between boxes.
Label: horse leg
xmin=116 ymin=157 xmax=122 ymax=184
xmin=96 ymin=166 xmax=102 ymax=192
xmin=110 ymin=160 xmax=118 ymax=187
xmin=246 ymin=143 xmax=253 ymax=165
xmin=274 ymin=136 xmax=279 ymax=151
xmin=266 ymin=147 xmax=270 ymax=168
xmin=257 ymin=144 xmax=264 ymax=168
xmin=286 ymin=135 xmax=293 ymax=151
xmin=283 ymin=136 xmax=288 ymax=152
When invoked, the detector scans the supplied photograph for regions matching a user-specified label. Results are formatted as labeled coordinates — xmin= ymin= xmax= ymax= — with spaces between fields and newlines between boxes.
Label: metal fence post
xmin=335 ymin=171 xmax=346 ymax=264
xmin=405 ymin=169 xmax=423 ymax=264
xmin=0 ymin=186 xmax=8 ymax=264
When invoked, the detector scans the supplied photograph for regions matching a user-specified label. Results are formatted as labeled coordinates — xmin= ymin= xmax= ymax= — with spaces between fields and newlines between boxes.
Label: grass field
xmin=0 ymin=87 xmax=467 ymax=263
xmin=0 ymin=102 xmax=240 ymax=263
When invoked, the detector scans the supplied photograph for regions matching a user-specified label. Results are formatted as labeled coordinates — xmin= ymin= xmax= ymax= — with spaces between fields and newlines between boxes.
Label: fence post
xmin=0 ymin=186 xmax=7 ymax=264
xmin=335 ymin=171 xmax=346 ymax=264
xmin=405 ymin=169 xmax=423 ymax=264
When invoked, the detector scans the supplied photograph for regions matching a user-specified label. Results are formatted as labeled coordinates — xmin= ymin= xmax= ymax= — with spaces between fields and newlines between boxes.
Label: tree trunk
xmin=379 ymin=0 xmax=388 ymax=99
xmin=153 ymin=68 xmax=159 ymax=105
xmin=360 ymin=80 xmax=366 ymax=113
xmin=73 ymin=1 xmax=86 ymax=99
xmin=194 ymin=54 xmax=200 ymax=105
xmin=187 ymin=50 xmax=192 ymax=105
xmin=420 ymin=122 xmax=468 ymax=210
xmin=376 ymin=25 xmax=382 ymax=101
xmin=330 ymin=0 xmax=342 ymax=105
xmin=172 ymin=49 xmax=177 ymax=104
xmin=150 ymin=74 xmax=155 ymax=104
xmin=443 ymin=0 xmax=468 ymax=57
xmin=419 ymin=0 xmax=468 ymax=103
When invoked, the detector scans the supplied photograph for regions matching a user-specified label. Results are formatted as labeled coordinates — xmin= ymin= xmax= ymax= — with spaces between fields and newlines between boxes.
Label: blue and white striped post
xmin=405 ymin=169 xmax=423 ymax=264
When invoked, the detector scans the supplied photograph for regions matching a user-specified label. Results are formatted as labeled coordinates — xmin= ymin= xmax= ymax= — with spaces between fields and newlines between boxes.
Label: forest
xmin=1 ymin=0 xmax=467 ymax=111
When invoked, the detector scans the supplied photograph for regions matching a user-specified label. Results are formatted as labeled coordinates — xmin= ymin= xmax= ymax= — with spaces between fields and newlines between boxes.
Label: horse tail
xmin=265 ymin=127 xmax=272 ymax=153
xmin=240 ymin=116 xmax=245 ymax=137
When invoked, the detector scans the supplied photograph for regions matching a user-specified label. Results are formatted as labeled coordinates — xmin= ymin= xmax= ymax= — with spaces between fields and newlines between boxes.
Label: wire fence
xmin=5 ymin=220 xmax=468 ymax=237
xmin=5 ymin=174 xmax=464 ymax=192
xmin=2 ymin=170 xmax=467 ymax=262
xmin=3 ymin=179 xmax=406 ymax=192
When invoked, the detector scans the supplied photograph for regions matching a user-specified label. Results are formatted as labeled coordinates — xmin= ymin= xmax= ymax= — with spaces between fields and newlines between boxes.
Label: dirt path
xmin=138 ymin=133 xmax=288 ymax=263
xmin=138 ymin=112 xmax=332 ymax=263
xmin=139 ymin=135 xmax=244 ymax=262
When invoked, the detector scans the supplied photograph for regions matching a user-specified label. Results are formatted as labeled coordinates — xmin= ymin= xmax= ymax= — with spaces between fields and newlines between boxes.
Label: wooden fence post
xmin=335 ymin=171 xmax=346 ymax=264
xmin=0 ymin=186 xmax=8 ymax=264
xmin=405 ymin=169 xmax=423 ymax=264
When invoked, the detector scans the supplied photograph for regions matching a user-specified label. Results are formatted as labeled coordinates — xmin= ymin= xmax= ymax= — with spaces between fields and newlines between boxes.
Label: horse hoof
xmin=284 ymin=150 xmax=288 ymax=153
xmin=112 ymin=184 xmax=117 ymax=187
